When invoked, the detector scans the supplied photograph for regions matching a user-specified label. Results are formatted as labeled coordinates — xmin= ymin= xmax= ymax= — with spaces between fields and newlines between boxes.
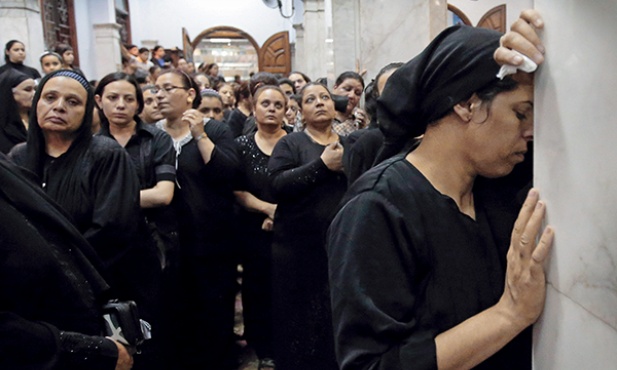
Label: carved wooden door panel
xmin=258 ymin=31 xmax=291 ymax=76
xmin=41 ymin=0 xmax=79 ymax=64
xmin=182 ymin=28 xmax=194 ymax=63
xmin=477 ymin=4 xmax=506 ymax=33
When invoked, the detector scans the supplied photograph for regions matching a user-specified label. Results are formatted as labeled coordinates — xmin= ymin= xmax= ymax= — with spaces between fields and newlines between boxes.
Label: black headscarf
xmin=0 ymin=69 xmax=31 ymax=153
xmin=376 ymin=25 xmax=502 ymax=162
xmin=22 ymin=69 xmax=95 ymax=178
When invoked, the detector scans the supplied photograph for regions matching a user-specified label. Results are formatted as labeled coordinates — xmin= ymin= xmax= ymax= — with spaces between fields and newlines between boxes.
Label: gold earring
xmin=187 ymin=98 xmax=193 ymax=104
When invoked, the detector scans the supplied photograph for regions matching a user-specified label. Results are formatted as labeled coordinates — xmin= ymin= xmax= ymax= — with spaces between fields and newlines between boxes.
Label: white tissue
xmin=496 ymin=50 xmax=538 ymax=79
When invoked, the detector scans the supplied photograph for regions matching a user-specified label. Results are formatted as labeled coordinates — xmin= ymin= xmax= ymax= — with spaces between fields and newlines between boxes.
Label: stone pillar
xmin=533 ymin=0 xmax=617 ymax=367
xmin=292 ymin=23 xmax=305 ymax=73
xmin=299 ymin=0 xmax=328 ymax=82
xmin=0 ymin=0 xmax=45 ymax=74
xmin=93 ymin=23 xmax=122 ymax=80
xmin=331 ymin=0 xmax=446 ymax=82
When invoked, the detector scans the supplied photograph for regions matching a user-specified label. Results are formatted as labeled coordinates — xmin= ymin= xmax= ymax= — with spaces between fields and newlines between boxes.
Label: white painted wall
xmin=533 ymin=0 xmax=617 ymax=368
xmin=128 ymin=0 xmax=297 ymax=49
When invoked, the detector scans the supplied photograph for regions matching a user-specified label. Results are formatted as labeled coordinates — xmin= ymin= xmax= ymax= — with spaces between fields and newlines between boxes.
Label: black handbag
xmin=102 ymin=299 xmax=152 ymax=353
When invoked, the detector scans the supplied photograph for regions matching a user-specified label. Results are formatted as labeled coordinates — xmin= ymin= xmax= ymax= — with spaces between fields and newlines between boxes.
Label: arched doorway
xmin=183 ymin=26 xmax=291 ymax=82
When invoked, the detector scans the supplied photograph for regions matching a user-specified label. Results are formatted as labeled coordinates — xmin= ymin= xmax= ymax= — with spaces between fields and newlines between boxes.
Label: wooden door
xmin=258 ymin=31 xmax=291 ymax=76
xmin=477 ymin=5 xmax=506 ymax=33
xmin=182 ymin=27 xmax=194 ymax=63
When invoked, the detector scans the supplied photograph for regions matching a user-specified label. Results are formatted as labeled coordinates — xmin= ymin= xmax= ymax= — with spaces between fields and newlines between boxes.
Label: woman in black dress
xmin=268 ymin=82 xmax=346 ymax=370
xmin=0 ymin=40 xmax=41 ymax=79
xmin=0 ymin=155 xmax=133 ymax=370
xmin=327 ymin=11 xmax=553 ymax=370
xmin=8 ymin=69 xmax=158 ymax=368
xmin=234 ymin=85 xmax=288 ymax=369
xmin=0 ymin=69 xmax=35 ymax=153
xmin=154 ymin=69 xmax=241 ymax=370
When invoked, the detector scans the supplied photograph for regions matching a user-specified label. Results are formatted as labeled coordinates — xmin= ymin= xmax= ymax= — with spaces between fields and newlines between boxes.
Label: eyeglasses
xmin=151 ymin=85 xmax=188 ymax=94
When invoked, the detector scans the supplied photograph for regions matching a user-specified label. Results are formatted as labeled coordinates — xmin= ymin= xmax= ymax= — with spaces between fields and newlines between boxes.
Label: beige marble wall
xmin=330 ymin=0 xmax=446 ymax=84
xmin=298 ymin=0 xmax=329 ymax=82
xmin=533 ymin=0 xmax=617 ymax=368
xmin=0 ymin=0 xmax=45 ymax=74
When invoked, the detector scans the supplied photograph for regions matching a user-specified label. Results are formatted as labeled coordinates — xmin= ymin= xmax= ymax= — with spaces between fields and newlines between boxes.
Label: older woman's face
xmin=467 ymin=80 xmax=534 ymax=178
xmin=6 ymin=42 xmax=26 ymax=63
xmin=155 ymin=73 xmax=193 ymax=119
xmin=12 ymin=78 xmax=36 ymax=111
xmin=41 ymin=55 xmax=63 ymax=74
xmin=37 ymin=76 xmax=88 ymax=135
xmin=333 ymin=77 xmax=363 ymax=115
xmin=254 ymin=88 xmax=286 ymax=128
xmin=301 ymin=84 xmax=335 ymax=127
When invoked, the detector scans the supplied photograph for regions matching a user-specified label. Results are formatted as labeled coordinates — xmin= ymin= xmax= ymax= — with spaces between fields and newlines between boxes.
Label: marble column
xmin=331 ymin=0 xmax=446 ymax=82
xmin=292 ymin=23 xmax=305 ymax=72
xmin=298 ymin=0 xmax=329 ymax=82
xmin=533 ymin=0 xmax=617 ymax=368
xmin=0 ymin=0 xmax=45 ymax=73
xmin=93 ymin=23 xmax=123 ymax=80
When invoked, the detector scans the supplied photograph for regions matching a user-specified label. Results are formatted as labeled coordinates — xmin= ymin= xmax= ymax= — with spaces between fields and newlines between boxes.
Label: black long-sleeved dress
xmin=0 ymin=156 xmax=118 ymax=370
xmin=327 ymin=156 xmax=531 ymax=370
xmin=268 ymin=131 xmax=347 ymax=370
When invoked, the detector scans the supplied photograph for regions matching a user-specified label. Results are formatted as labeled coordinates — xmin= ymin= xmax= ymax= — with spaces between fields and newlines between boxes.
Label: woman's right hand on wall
xmin=498 ymin=188 xmax=554 ymax=330
xmin=321 ymin=142 xmax=344 ymax=172
xmin=494 ymin=9 xmax=545 ymax=66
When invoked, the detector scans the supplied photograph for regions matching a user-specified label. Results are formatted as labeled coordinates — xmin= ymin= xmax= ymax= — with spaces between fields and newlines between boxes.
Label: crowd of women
xmin=1 ymin=9 xmax=554 ymax=370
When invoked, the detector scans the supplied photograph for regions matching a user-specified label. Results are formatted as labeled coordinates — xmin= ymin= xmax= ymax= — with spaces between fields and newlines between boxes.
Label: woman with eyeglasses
xmin=153 ymin=69 xmax=241 ymax=370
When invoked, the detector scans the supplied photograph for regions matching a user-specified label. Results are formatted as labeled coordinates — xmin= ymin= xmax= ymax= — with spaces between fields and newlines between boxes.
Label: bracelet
xmin=195 ymin=133 xmax=207 ymax=142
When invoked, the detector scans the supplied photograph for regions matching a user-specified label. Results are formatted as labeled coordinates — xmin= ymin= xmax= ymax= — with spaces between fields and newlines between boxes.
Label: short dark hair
xmin=249 ymin=72 xmax=278 ymax=96
xmin=4 ymin=40 xmax=23 ymax=63
xmin=138 ymin=47 xmax=149 ymax=54
xmin=277 ymin=78 xmax=296 ymax=94
xmin=334 ymin=71 xmax=364 ymax=89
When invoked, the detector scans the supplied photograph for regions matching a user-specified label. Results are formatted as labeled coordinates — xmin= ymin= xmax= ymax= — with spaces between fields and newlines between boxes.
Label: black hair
xmin=277 ymin=78 xmax=296 ymax=94
xmin=252 ymin=85 xmax=287 ymax=107
xmin=200 ymin=89 xmax=224 ymax=105
xmin=138 ymin=47 xmax=149 ymax=54
xmin=334 ymin=71 xmax=365 ymax=89
xmin=250 ymin=72 xmax=279 ymax=96
xmin=288 ymin=71 xmax=311 ymax=83
xmin=374 ymin=62 xmax=404 ymax=95
xmin=4 ymin=40 xmax=24 ymax=63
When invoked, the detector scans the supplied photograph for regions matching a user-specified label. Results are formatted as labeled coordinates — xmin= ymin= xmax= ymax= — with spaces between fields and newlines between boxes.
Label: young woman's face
xmin=141 ymin=88 xmax=163 ymax=123
xmin=209 ymin=64 xmax=219 ymax=76
xmin=333 ymin=77 xmax=363 ymax=115
xmin=6 ymin=42 xmax=26 ymax=63
xmin=95 ymin=80 xmax=139 ymax=127
xmin=286 ymin=98 xmax=299 ymax=125
xmin=198 ymin=96 xmax=224 ymax=121
xmin=254 ymin=88 xmax=286 ymax=128
xmin=37 ymin=77 xmax=88 ymax=135
xmin=218 ymin=84 xmax=235 ymax=107
xmin=41 ymin=55 xmax=63 ymax=74
xmin=12 ymin=78 xmax=36 ymax=111
xmin=301 ymin=84 xmax=335 ymax=127
xmin=194 ymin=74 xmax=211 ymax=91
xmin=467 ymin=81 xmax=534 ymax=178
xmin=62 ymin=50 xmax=74 ymax=66
xmin=289 ymin=73 xmax=307 ymax=91
xmin=154 ymin=73 xmax=193 ymax=119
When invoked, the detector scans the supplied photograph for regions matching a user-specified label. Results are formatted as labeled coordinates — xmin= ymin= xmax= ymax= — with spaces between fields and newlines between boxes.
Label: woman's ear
xmin=453 ymin=94 xmax=481 ymax=123
xmin=453 ymin=101 xmax=473 ymax=123
xmin=187 ymin=88 xmax=196 ymax=104
xmin=94 ymin=94 xmax=102 ymax=107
